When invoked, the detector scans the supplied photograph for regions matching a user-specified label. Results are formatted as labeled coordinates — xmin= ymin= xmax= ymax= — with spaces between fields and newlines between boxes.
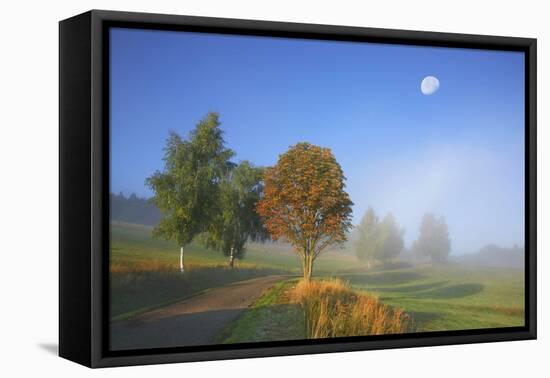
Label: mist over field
xmin=112 ymin=137 xmax=525 ymax=258
xmin=112 ymin=134 xmax=526 ymax=258
xmin=107 ymin=29 xmax=526 ymax=350
xmin=110 ymin=29 xmax=525 ymax=258
xmin=344 ymin=139 xmax=524 ymax=255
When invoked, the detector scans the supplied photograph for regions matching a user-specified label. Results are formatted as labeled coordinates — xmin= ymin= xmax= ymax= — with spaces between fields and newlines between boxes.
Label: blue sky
xmin=110 ymin=27 xmax=525 ymax=254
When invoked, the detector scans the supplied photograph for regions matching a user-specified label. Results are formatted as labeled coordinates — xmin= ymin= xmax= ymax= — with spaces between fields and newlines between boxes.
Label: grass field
xmin=220 ymin=265 xmax=524 ymax=342
xmin=111 ymin=221 xmax=360 ymax=274
xmin=111 ymin=221 xmax=525 ymax=335
xmin=341 ymin=265 xmax=524 ymax=331
xmin=110 ymin=222 xmax=360 ymax=318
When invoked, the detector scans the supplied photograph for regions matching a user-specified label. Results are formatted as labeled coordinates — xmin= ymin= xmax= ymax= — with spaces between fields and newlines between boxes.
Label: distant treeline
xmin=452 ymin=244 xmax=525 ymax=269
xmin=353 ymin=208 xmax=450 ymax=266
xmin=110 ymin=192 xmax=161 ymax=226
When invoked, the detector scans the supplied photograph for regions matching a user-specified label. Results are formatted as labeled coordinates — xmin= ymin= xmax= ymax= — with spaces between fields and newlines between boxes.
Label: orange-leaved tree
xmin=257 ymin=142 xmax=353 ymax=281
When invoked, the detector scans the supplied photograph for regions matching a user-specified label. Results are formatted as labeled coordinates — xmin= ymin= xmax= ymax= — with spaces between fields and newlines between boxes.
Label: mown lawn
xmin=339 ymin=265 xmax=524 ymax=331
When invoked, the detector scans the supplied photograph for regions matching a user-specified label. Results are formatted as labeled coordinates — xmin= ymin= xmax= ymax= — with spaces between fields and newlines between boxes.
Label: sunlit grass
xmin=110 ymin=222 xmax=289 ymax=318
xmin=293 ymin=279 xmax=411 ymax=338
xmin=110 ymin=221 xmax=365 ymax=273
xmin=110 ymin=222 xmax=525 ymax=332
xmin=341 ymin=265 xmax=525 ymax=331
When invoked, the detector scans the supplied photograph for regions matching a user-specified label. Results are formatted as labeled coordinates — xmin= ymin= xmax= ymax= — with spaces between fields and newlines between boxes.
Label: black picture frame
xmin=59 ymin=9 xmax=537 ymax=368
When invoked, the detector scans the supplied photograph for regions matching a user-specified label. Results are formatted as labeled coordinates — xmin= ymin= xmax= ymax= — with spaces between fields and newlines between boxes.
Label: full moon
xmin=421 ymin=76 xmax=440 ymax=95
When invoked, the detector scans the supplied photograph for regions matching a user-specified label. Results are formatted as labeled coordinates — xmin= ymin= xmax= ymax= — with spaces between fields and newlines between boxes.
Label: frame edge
xmin=59 ymin=11 xmax=94 ymax=367
xmin=78 ymin=9 xmax=537 ymax=368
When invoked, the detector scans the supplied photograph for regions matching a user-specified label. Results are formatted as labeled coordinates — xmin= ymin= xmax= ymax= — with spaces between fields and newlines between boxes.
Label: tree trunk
xmin=307 ymin=255 xmax=313 ymax=281
xmin=301 ymin=254 xmax=308 ymax=281
xmin=302 ymin=253 xmax=313 ymax=281
xmin=179 ymin=246 xmax=185 ymax=273
xmin=228 ymin=247 xmax=235 ymax=268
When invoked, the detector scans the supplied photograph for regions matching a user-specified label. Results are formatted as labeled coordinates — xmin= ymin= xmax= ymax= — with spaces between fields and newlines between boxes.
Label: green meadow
xmin=110 ymin=221 xmax=524 ymax=335
xmin=342 ymin=266 xmax=524 ymax=332
xmin=111 ymin=221 xmax=359 ymax=273
xmin=218 ymin=267 xmax=524 ymax=344
xmin=110 ymin=221 xmax=360 ymax=318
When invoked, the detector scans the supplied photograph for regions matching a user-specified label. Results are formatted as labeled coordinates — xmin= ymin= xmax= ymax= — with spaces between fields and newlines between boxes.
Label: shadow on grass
xmin=367 ymin=281 xmax=449 ymax=293
xmin=339 ymin=271 xmax=426 ymax=286
xmin=410 ymin=311 xmax=444 ymax=328
xmin=414 ymin=283 xmax=484 ymax=299
xmin=336 ymin=261 xmax=414 ymax=274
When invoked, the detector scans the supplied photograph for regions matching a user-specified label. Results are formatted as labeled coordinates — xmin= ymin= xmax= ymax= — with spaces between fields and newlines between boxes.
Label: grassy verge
xmin=218 ymin=280 xmax=305 ymax=344
xmin=219 ymin=278 xmax=411 ymax=343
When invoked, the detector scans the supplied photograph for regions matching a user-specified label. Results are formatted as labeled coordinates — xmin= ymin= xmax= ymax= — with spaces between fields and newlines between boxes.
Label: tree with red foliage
xmin=257 ymin=143 xmax=353 ymax=281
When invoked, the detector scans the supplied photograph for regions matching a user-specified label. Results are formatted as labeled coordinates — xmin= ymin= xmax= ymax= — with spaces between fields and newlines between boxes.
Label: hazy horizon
xmin=110 ymin=28 xmax=525 ymax=255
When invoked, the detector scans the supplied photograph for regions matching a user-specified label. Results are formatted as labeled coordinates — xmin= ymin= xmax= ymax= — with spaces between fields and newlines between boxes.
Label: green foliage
xmin=145 ymin=112 xmax=234 ymax=247
xmin=201 ymin=161 xmax=270 ymax=265
xmin=412 ymin=213 xmax=451 ymax=262
xmin=354 ymin=208 xmax=381 ymax=263
xmin=354 ymin=208 xmax=404 ymax=265
xmin=379 ymin=213 xmax=405 ymax=262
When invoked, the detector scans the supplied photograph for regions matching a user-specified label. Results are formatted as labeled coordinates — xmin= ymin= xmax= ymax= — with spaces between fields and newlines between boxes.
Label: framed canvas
xmin=59 ymin=10 xmax=537 ymax=368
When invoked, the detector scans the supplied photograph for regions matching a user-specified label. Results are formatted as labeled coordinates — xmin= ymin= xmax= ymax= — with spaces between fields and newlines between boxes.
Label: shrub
xmin=293 ymin=279 xmax=411 ymax=338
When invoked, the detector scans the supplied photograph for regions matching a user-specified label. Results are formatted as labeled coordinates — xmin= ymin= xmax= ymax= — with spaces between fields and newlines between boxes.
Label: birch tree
xmin=146 ymin=112 xmax=234 ymax=272
xmin=202 ymin=161 xmax=269 ymax=267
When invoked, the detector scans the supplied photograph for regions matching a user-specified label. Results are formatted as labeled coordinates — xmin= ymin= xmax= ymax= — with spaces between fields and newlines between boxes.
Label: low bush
xmin=293 ymin=279 xmax=411 ymax=338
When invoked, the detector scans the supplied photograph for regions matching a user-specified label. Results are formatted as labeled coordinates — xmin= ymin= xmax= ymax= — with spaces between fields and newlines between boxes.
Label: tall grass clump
xmin=293 ymin=279 xmax=411 ymax=338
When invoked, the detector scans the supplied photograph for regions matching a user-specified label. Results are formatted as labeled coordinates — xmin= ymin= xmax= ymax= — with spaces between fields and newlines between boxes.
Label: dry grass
xmin=110 ymin=260 xmax=177 ymax=273
xmin=293 ymin=279 xmax=411 ymax=338
xmin=110 ymin=259 xmax=260 ymax=273
xmin=491 ymin=305 xmax=525 ymax=316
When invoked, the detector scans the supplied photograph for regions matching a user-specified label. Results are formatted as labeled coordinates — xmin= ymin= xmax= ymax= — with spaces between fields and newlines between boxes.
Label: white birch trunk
xmin=229 ymin=247 xmax=235 ymax=268
xmin=180 ymin=246 xmax=185 ymax=273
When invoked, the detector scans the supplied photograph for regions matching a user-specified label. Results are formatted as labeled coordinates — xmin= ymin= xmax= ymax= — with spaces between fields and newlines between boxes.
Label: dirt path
xmin=110 ymin=275 xmax=289 ymax=351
